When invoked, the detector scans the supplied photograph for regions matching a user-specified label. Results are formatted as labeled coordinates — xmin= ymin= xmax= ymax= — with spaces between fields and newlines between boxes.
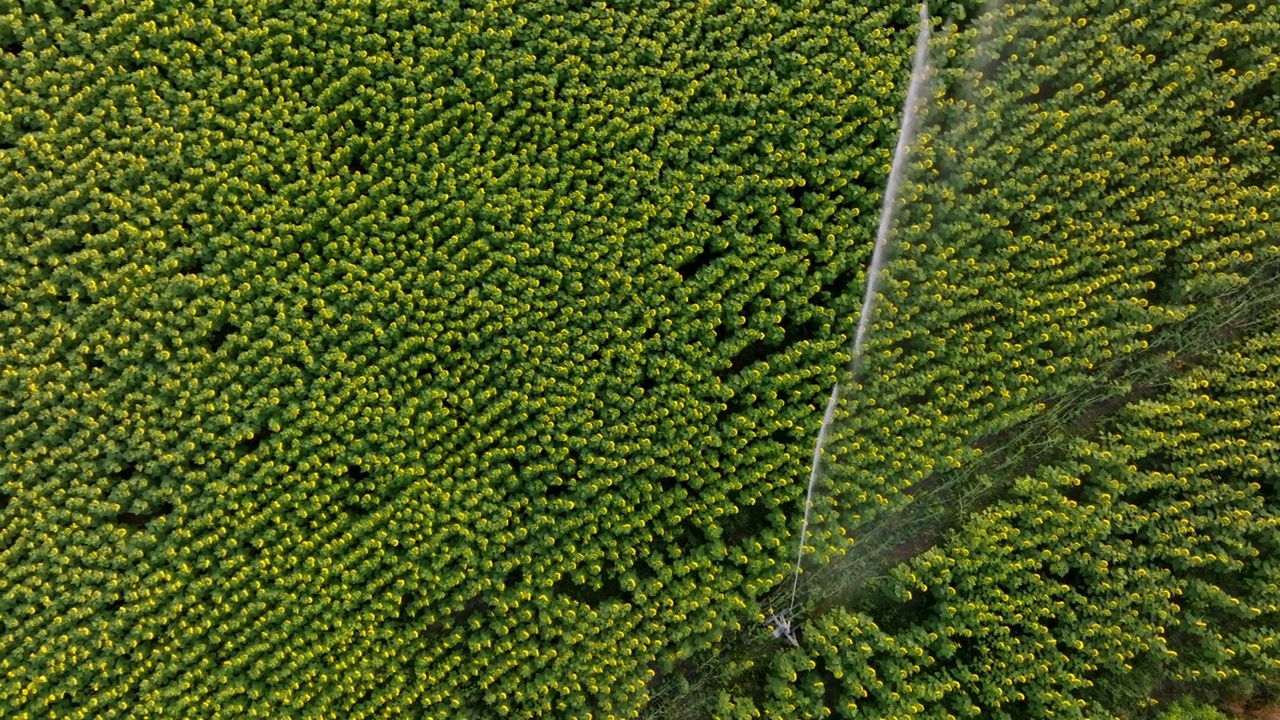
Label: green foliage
xmin=0 ymin=0 xmax=945 ymax=716
xmin=653 ymin=0 xmax=1280 ymax=711
xmin=1155 ymin=699 xmax=1231 ymax=720
xmin=819 ymin=0 xmax=1280 ymax=523
xmin=0 ymin=0 xmax=1276 ymax=718
xmin=740 ymin=319 xmax=1280 ymax=719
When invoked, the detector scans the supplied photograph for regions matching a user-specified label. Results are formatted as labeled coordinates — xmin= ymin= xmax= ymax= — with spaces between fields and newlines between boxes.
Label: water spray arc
xmin=768 ymin=0 xmax=934 ymax=647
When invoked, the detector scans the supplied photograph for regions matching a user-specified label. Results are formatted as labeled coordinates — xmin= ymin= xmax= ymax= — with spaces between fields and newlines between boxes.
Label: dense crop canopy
xmin=746 ymin=318 xmax=1280 ymax=719
xmin=0 ymin=0 xmax=1276 ymax=718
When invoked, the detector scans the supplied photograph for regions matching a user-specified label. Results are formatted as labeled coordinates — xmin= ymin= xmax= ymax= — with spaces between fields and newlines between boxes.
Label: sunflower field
xmin=0 ymin=0 xmax=1277 ymax=718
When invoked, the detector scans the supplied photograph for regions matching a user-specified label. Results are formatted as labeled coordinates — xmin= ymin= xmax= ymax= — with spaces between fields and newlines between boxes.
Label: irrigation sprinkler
xmin=772 ymin=0 xmax=934 ymax=644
